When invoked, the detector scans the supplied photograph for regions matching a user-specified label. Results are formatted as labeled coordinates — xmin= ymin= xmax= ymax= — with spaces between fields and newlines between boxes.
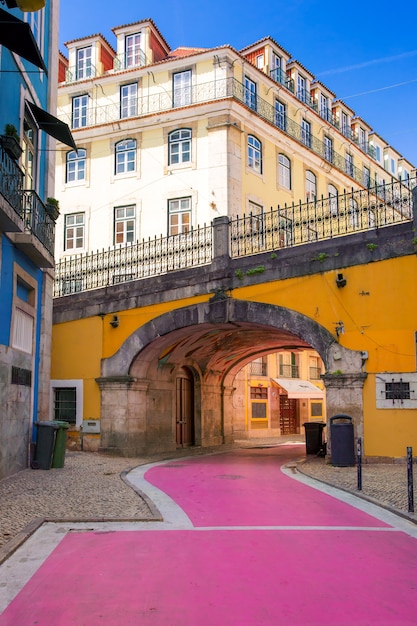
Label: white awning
xmin=272 ymin=378 xmax=324 ymax=399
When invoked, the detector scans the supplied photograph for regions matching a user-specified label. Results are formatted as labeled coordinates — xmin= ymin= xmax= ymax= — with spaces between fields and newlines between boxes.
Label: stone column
xmin=96 ymin=376 xmax=149 ymax=456
xmin=322 ymin=372 xmax=367 ymax=454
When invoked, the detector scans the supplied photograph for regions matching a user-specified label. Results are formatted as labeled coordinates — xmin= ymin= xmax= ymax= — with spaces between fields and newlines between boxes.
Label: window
xmin=255 ymin=54 xmax=264 ymax=69
xmin=375 ymin=145 xmax=381 ymax=162
xmin=247 ymin=201 xmax=264 ymax=243
xmin=65 ymin=213 xmax=85 ymax=250
xmin=341 ymin=111 xmax=349 ymax=137
xmin=54 ymin=388 xmax=77 ymax=424
xmin=349 ymin=198 xmax=359 ymax=228
xmin=305 ymin=170 xmax=316 ymax=201
xmin=12 ymin=308 xmax=34 ymax=354
xmin=309 ymin=356 xmax=321 ymax=380
xmin=168 ymin=129 xmax=191 ymax=165
xmin=328 ymin=184 xmax=338 ymax=216
xmin=323 ymin=136 xmax=333 ymax=162
xmin=244 ymin=76 xmax=257 ymax=111
xmin=22 ymin=114 xmax=37 ymax=190
xmin=120 ymin=83 xmax=138 ymax=119
xmin=114 ymin=205 xmax=135 ymax=244
xmin=345 ymin=153 xmax=354 ymax=177
xmin=358 ymin=127 xmax=366 ymax=151
xmin=125 ymin=32 xmax=142 ymax=68
xmin=270 ymin=52 xmax=282 ymax=82
xmin=363 ymin=166 xmax=371 ymax=188
xmin=168 ymin=198 xmax=191 ymax=235
xmin=390 ymin=158 xmax=396 ymax=175
xmin=320 ymin=94 xmax=330 ymax=121
xmin=250 ymin=356 xmax=267 ymax=377
xmin=248 ymin=135 xmax=262 ymax=174
xmin=279 ymin=352 xmax=299 ymax=378
xmin=25 ymin=8 xmax=44 ymax=48
xmin=297 ymin=74 xmax=307 ymax=102
xmin=301 ymin=119 xmax=311 ymax=148
xmin=173 ymin=70 xmax=192 ymax=107
xmin=278 ymin=154 xmax=291 ymax=189
xmin=66 ymin=149 xmax=86 ymax=183
xmin=115 ymin=139 xmax=136 ymax=174
xmin=72 ymin=95 xmax=88 ymax=129
xmin=76 ymin=46 xmax=92 ymax=80
xmin=275 ymin=100 xmax=286 ymax=131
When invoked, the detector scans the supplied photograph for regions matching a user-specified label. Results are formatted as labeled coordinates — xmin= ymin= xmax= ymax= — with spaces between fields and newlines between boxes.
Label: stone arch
xmin=98 ymin=298 xmax=366 ymax=456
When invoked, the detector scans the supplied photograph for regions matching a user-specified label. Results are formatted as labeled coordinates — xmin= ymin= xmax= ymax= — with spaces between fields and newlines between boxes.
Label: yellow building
xmin=51 ymin=18 xmax=417 ymax=459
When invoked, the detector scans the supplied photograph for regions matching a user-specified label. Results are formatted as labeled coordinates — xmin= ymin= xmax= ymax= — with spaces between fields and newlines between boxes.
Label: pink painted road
xmin=2 ymin=445 xmax=417 ymax=625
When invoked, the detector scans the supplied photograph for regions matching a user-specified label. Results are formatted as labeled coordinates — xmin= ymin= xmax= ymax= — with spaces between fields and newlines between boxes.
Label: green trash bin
xmin=33 ymin=421 xmax=59 ymax=470
xmin=51 ymin=421 xmax=69 ymax=468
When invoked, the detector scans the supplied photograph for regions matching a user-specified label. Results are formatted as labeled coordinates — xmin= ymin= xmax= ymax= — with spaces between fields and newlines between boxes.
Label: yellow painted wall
xmin=52 ymin=253 xmax=417 ymax=456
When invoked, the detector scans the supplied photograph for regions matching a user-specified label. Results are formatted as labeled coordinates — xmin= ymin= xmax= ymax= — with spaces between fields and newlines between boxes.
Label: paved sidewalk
xmin=1 ymin=441 xmax=416 ymax=565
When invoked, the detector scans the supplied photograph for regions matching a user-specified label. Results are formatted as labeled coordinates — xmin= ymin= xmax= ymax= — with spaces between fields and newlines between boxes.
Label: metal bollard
xmin=407 ymin=447 xmax=414 ymax=513
xmin=357 ymin=437 xmax=362 ymax=491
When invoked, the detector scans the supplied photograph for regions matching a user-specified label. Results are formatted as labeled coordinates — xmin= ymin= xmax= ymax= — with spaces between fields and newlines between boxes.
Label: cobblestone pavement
xmin=1 ymin=443 xmax=416 ymax=562
xmin=299 ymin=455 xmax=417 ymax=521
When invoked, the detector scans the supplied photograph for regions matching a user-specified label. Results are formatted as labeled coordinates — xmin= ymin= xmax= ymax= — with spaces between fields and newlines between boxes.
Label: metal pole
xmin=357 ymin=437 xmax=362 ymax=491
xmin=407 ymin=446 xmax=414 ymax=513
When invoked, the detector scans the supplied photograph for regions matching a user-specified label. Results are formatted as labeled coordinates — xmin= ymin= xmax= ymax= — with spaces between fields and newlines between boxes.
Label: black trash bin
xmin=330 ymin=414 xmax=355 ymax=466
xmin=33 ymin=421 xmax=59 ymax=470
xmin=303 ymin=421 xmax=326 ymax=455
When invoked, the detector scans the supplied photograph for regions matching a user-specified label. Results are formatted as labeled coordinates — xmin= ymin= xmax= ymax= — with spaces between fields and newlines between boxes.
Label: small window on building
xmin=248 ymin=135 xmax=262 ymax=173
xmin=311 ymin=402 xmax=323 ymax=417
xmin=66 ymin=149 xmax=86 ymax=183
xmin=244 ymin=76 xmax=257 ymax=111
xmin=114 ymin=205 xmax=135 ymax=244
xmin=305 ymin=170 xmax=316 ymax=201
xmin=65 ymin=213 xmax=85 ymax=251
xmin=120 ymin=83 xmax=138 ymax=119
xmin=173 ymin=70 xmax=192 ymax=107
xmin=115 ymin=139 xmax=136 ymax=174
xmin=278 ymin=154 xmax=291 ymax=189
xmin=168 ymin=198 xmax=191 ymax=235
xmin=168 ymin=129 xmax=191 ymax=165
xmin=54 ymin=388 xmax=77 ymax=423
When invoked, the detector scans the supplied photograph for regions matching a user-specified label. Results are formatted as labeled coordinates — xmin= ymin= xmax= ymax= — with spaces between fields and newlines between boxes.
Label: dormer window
xmin=125 ymin=32 xmax=142 ymax=68
xmin=76 ymin=46 xmax=93 ymax=80
xmin=297 ymin=74 xmax=308 ymax=103
xmin=341 ymin=111 xmax=350 ymax=139
xmin=358 ymin=127 xmax=367 ymax=151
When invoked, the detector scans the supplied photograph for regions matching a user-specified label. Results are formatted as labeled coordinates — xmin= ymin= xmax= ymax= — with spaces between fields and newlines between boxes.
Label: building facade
xmin=54 ymin=19 xmax=415 ymax=260
xmin=0 ymin=0 xmax=75 ymax=478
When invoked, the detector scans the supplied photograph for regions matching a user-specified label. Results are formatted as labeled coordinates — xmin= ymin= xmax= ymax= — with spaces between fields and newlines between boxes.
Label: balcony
xmin=65 ymin=64 xmax=98 ymax=83
xmin=269 ymin=67 xmax=295 ymax=93
xmin=57 ymin=77 xmax=390 ymax=189
xmin=279 ymin=364 xmax=299 ymax=378
xmin=113 ymin=50 xmax=146 ymax=71
xmin=309 ymin=366 xmax=322 ymax=380
xmin=0 ymin=143 xmax=55 ymax=267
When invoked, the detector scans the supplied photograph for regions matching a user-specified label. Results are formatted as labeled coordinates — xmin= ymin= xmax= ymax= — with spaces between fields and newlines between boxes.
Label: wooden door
xmin=176 ymin=368 xmax=194 ymax=446
xmin=279 ymin=396 xmax=298 ymax=434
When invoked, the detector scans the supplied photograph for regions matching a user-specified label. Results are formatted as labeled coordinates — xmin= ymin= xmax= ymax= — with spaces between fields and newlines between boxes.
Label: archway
xmin=97 ymin=298 xmax=365 ymax=456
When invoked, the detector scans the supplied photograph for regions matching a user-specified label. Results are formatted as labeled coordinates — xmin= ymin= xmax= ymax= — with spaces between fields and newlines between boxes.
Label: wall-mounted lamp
xmin=334 ymin=321 xmax=345 ymax=339
xmin=336 ymin=273 xmax=347 ymax=288
xmin=109 ymin=315 xmax=120 ymax=328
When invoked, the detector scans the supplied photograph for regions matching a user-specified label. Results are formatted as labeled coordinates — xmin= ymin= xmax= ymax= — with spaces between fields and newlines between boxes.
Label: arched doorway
xmin=176 ymin=367 xmax=194 ymax=447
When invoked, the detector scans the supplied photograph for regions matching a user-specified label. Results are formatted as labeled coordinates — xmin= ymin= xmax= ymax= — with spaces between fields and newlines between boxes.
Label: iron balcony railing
xmin=269 ymin=67 xmax=295 ymax=93
xmin=59 ymin=77 xmax=378 ymax=181
xmin=309 ymin=366 xmax=322 ymax=380
xmin=54 ymin=225 xmax=213 ymax=297
xmin=279 ymin=364 xmax=299 ymax=378
xmin=230 ymin=177 xmax=414 ymax=258
xmin=250 ymin=361 xmax=268 ymax=376
xmin=0 ymin=141 xmax=23 ymax=214
xmin=0 ymin=143 xmax=55 ymax=255
xmin=54 ymin=177 xmax=415 ymax=296
xmin=113 ymin=50 xmax=147 ymax=71
xmin=22 ymin=190 xmax=55 ymax=256
xmin=65 ymin=64 xmax=98 ymax=83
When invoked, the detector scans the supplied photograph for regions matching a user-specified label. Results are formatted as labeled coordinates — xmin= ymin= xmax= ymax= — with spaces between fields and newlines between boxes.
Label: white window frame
xmin=345 ymin=152 xmax=354 ymax=177
xmin=168 ymin=129 xmax=192 ymax=165
xmin=305 ymin=170 xmax=316 ymax=201
xmin=275 ymin=100 xmax=286 ymax=130
xmin=120 ymin=83 xmax=138 ymax=119
xmin=125 ymin=32 xmax=142 ymax=68
xmin=324 ymin=136 xmax=333 ymax=162
xmin=244 ymin=76 xmax=257 ymax=111
xmin=168 ymin=197 xmax=191 ymax=235
xmin=65 ymin=212 xmax=85 ymax=251
xmin=328 ymin=184 xmax=338 ymax=216
xmin=248 ymin=135 xmax=262 ymax=174
xmin=66 ymin=149 xmax=86 ymax=183
xmin=278 ymin=154 xmax=291 ymax=189
xmin=301 ymin=119 xmax=311 ymax=148
xmin=76 ymin=46 xmax=93 ymax=80
xmin=114 ymin=205 xmax=136 ymax=245
xmin=297 ymin=74 xmax=307 ymax=102
xmin=115 ymin=139 xmax=136 ymax=175
xmin=50 ymin=380 xmax=83 ymax=427
xmin=72 ymin=95 xmax=88 ymax=129
xmin=173 ymin=70 xmax=192 ymax=107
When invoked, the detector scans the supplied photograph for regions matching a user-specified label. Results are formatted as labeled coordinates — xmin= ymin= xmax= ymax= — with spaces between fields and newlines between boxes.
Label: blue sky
xmin=60 ymin=0 xmax=417 ymax=167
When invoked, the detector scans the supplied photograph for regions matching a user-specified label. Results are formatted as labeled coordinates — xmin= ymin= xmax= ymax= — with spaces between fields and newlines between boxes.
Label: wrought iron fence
xmin=230 ymin=178 xmax=414 ymax=258
xmin=0 ymin=142 xmax=23 ymax=215
xmin=22 ymin=191 xmax=55 ymax=256
xmin=54 ymin=225 xmax=213 ymax=297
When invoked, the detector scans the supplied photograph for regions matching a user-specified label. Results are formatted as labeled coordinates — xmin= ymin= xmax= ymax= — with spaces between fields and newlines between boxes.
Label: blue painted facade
xmin=0 ymin=1 xmax=58 ymax=478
